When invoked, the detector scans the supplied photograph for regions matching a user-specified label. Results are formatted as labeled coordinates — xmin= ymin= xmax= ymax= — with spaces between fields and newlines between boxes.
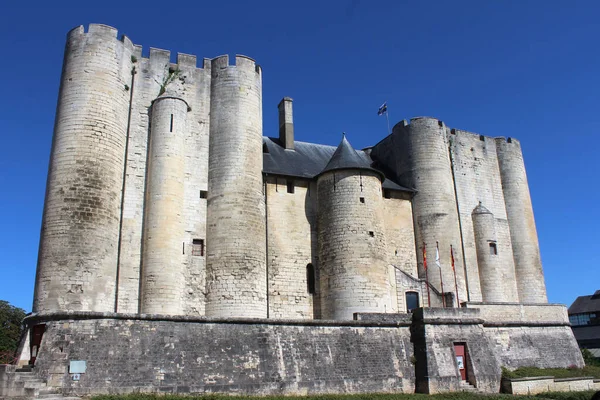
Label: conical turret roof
xmin=472 ymin=201 xmax=493 ymax=215
xmin=317 ymin=134 xmax=384 ymax=180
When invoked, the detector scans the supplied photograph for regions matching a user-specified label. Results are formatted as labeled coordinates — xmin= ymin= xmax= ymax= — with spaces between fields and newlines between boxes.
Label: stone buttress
xmin=205 ymin=55 xmax=267 ymax=318
xmin=496 ymin=138 xmax=547 ymax=303
xmin=140 ymin=94 xmax=190 ymax=314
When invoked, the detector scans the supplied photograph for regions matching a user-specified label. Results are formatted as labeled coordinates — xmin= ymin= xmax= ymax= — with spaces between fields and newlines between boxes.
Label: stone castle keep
xmin=1 ymin=24 xmax=585 ymax=397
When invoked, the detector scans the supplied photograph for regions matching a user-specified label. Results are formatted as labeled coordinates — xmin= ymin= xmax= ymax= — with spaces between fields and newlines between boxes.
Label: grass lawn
xmin=92 ymin=391 xmax=599 ymax=400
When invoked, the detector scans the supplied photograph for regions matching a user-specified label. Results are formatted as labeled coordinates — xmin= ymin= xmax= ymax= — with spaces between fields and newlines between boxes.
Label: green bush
xmin=535 ymin=390 xmax=597 ymax=400
xmin=502 ymin=365 xmax=600 ymax=379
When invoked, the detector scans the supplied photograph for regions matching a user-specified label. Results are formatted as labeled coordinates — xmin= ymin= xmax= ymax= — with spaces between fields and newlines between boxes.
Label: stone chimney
xmin=278 ymin=97 xmax=294 ymax=150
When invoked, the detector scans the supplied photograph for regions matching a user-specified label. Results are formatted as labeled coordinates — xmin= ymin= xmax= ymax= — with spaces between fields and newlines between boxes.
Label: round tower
xmin=472 ymin=202 xmax=518 ymax=302
xmin=140 ymin=94 xmax=189 ymax=315
xmin=392 ymin=117 xmax=467 ymax=305
xmin=205 ymin=55 xmax=267 ymax=318
xmin=33 ymin=24 xmax=134 ymax=313
xmin=317 ymin=136 xmax=395 ymax=320
xmin=495 ymin=138 xmax=547 ymax=303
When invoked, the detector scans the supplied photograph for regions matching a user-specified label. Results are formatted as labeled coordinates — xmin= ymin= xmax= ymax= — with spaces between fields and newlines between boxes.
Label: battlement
xmin=211 ymin=54 xmax=262 ymax=76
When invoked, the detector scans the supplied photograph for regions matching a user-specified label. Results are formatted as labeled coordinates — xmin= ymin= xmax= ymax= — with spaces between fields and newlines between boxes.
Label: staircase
xmin=0 ymin=365 xmax=78 ymax=400
xmin=459 ymin=380 xmax=477 ymax=392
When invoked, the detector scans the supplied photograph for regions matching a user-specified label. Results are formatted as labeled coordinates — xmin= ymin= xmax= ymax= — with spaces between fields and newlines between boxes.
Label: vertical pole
xmin=386 ymin=110 xmax=391 ymax=134
xmin=424 ymin=242 xmax=431 ymax=307
xmin=452 ymin=245 xmax=460 ymax=307
xmin=439 ymin=266 xmax=446 ymax=307
xmin=437 ymin=241 xmax=445 ymax=307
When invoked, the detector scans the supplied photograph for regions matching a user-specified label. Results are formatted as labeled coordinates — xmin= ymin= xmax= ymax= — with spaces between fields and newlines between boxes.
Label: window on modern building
xmin=287 ymin=180 xmax=294 ymax=194
xmin=192 ymin=239 xmax=204 ymax=256
xmin=569 ymin=313 xmax=598 ymax=326
xmin=406 ymin=291 xmax=419 ymax=312
xmin=306 ymin=263 xmax=316 ymax=294
xmin=489 ymin=242 xmax=498 ymax=255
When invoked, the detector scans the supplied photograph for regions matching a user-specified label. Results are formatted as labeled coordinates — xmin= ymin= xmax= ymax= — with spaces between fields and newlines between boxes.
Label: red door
xmin=454 ymin=343 xmax=467 ymax=380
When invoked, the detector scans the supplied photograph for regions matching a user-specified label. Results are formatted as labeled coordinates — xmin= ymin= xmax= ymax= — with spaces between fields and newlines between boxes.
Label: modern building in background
xmin=569 ymin=290 xmax=600 ymax=358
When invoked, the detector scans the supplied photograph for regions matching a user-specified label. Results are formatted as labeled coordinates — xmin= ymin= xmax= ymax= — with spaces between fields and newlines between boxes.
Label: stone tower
xmin=140 ymin=93 xmax=191 ymax=315
xmin=471 ymin=202 xmax=519 ymax=302
xmin=496 ymin=138 xmax=547 ymax=303
xmin=205 ymin=55 xmax=267 ymax=318
xmin=33 ymin=24 xmax=135 ymax=313
xmin=317 ymin=136 xmax=396 ymax=319
xmin=390 ymin=118 xmax=467 ymax=304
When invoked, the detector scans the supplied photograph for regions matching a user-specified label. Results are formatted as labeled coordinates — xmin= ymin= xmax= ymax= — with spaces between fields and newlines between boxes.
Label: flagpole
xmin=437 ymin=241 xmax=445 ymax=307
xmin=424 ymin=242 xmax=431 ymax=307
xmin=452 ymin=245 xmax=460 ymax=307
xmin=386 ymin=109 xmax=391 ymax=134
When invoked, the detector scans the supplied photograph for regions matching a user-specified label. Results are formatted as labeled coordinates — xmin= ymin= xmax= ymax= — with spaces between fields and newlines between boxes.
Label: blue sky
xmin=1 ymin=1 xmax=598 ymax=312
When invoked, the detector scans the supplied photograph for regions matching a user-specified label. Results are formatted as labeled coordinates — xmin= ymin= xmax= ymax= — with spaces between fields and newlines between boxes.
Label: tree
xmin=0 ymin=300 xmax=26 ymax=353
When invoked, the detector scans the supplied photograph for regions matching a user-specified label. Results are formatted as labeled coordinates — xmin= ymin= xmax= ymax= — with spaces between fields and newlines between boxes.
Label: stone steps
xmin=459 ymin=381 xmax=477 ymax=391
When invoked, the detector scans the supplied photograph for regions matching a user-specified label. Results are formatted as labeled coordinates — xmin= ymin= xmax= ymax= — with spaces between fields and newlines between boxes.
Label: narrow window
xmin=479 ymin=135 xmax=485 ymax=141
xmin=406 ymin=291 xmax=419 ymax=312
xmin=359 ymin=197 xmax=365 ymax=203
xmin=170 ymin=114 xmax=174 ymax=132
xmin=507 ymin=137 xmax=512 ymax=143
xmin=192 ymin=239 xmax=204 ymax=256
xmin=489 ymin=242 xmax=497 ymax=255
xmin=306 ymin=263 xmax=315 ymax=294
xmin=286 ymin=180 xmax=294 ymax=194
xmin=200 ymin=190 xmax=207 ymax=199
xmin=368 ymin=231 xmax=374 ymax=237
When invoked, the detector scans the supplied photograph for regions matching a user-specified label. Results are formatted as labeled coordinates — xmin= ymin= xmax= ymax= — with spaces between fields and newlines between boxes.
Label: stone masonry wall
xmin=34 ymin=24 xmax=134 ymax=313
xmin=29 ymin=314 xmax=415 ymax=396
xmin=266 ymin=177 xmax=316 ymax=319
xmin=318 ymin=170 xmax=396 ymax=319
xmin=116 ymin=47 xmax=210 ymax=315
xmin=385 ymin=118 xmax=468 ymax=304
xmin=383 ymin=193 xmax=417 ymax=277
xmin=449 ymin=129 xmax=519 ymax=303
xmin=496 ymin=138 xmax=547 ymax=303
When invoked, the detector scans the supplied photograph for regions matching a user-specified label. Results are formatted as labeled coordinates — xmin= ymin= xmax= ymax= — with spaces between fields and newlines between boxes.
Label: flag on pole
xmin=436 ymin=241 xmax=446 ymax=307
xmin=451 ymin=244 xmax=460 ymax=307
xmin=377 ymin=102 xmax=388 ymax=116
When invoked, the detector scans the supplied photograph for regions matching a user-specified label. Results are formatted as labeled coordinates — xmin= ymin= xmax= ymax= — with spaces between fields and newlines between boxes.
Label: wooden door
xmin=454 ymin=343 xmax=467 ymax=380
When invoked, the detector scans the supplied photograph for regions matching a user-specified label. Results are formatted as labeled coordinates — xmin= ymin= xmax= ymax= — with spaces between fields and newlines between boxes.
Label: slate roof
xmin=569 ymin=290 xmax=600 ymax=314
xmin=318 ymin=135 xmax=384 ymax=179
xmin=262 ymin=136 xmax=413 ymax=192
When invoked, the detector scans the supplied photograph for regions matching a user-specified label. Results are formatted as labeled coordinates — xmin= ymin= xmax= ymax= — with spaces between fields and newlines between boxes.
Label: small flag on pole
xmin=377 ymin=102 xmax=388 ymax=116
xmin=451 ymin=245 xmax=460 ymax=307
xmin=423 ymin=242 xmax=431 ymax=307
xmin=436 ymin=241 xmax=446 ymax=307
